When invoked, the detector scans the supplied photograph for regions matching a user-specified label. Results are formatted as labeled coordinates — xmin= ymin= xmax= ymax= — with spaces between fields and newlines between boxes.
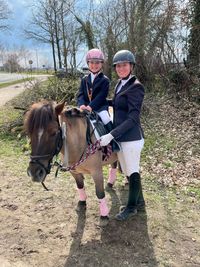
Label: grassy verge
xmin=0 ymin=77 xmax=34 ymax=89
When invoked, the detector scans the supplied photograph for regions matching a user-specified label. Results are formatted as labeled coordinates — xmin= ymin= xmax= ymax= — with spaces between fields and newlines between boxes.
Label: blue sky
xmin=2 ymin=0 xmax=34 ymax=47
xmin=0 ymin=0 xmax=57 ymax=67
xmin=0 ymin=0 xmax=97 ymax=68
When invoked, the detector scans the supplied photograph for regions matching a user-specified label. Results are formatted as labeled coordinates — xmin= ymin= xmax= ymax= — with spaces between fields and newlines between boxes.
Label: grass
xmin=0 ymin=77 xmax=34 ymax=88
xmin=0 ymin=131 xmax=28 ymax=177
xmin=0 ymin=132 xmax=24 ymax=156
xmin=184 ymin=186 xmax=200 ymax=199
xmin=18 ymin=70 xmax=54 ymax=75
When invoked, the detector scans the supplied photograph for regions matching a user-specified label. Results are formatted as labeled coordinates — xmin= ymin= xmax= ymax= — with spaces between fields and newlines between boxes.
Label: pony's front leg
xmin=70 ymin=172 xmax=87 ymax=211
xmin=107 ymin=161 xmax=118 ymax=188
xmin=92 ymin=172 xmax=109 ymax=220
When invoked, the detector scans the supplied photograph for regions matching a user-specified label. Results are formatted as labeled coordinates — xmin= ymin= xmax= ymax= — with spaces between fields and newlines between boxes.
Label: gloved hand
xmin=86 ymin=105 xmax=92 ymax=112
xmin=100 ymin=133 xmax=114 ymax=146
xmin=79 ymin=105 xmax=87 ymax=111
xmin=79 ymin=105 xmax=92 ymax=112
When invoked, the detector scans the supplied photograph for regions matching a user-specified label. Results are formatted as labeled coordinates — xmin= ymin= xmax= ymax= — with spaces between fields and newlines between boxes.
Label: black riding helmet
xmin=113 ymin=50 xmax=135 ymax=66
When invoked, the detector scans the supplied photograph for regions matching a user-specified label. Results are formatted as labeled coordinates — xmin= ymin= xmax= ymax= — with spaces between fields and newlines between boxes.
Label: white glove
xmin=100 ymin=133 xmax=114 ymax=146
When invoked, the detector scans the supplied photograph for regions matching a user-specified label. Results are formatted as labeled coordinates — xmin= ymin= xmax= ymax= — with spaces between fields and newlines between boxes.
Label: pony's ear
xmin=55 ymin=101 xmax=65 ymax=115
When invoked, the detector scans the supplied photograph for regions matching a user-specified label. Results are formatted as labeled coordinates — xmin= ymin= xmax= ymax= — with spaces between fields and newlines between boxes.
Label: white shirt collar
xmin=90 ymin=71 xmax=101 ymax=83
xmin=120 ymin=74 xmax=133 ymax=85
xmin=116 ymin=75 xmax=133 ymax=93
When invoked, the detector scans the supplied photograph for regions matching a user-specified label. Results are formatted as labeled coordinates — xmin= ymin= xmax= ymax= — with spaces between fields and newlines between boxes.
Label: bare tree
xmin=0 ymin=0 xmax=11 ymax=31
xmin=188 ymin=0 xmax=200 ymax=67
xmin=94 ymin=0 xmax=127 ymax=78
xmin=3 ymin=53 xmax=21 ymax=72
xmin=25 ymin=1 xmax=58 ymax=71
xmin=0 ymin=43 xmax=6 ymax=67
xmin=69 ymin=0 xmax=96 ymax=49
xmin=18 ymin=46 xmax=31 ymax=69
xmin=25 ymin=0 xmax=76 ymax=72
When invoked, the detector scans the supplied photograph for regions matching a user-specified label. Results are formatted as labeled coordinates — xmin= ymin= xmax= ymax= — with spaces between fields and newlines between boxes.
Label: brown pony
xmin=24 ymin=100 xmax=118 ymax=221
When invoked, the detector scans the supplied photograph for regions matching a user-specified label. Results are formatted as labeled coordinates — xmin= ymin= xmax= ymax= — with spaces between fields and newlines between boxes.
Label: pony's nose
xmin=27 ymin=166 xmax=46 ymax=182
xmin=36 ymin=167 xmax=46 ymax=181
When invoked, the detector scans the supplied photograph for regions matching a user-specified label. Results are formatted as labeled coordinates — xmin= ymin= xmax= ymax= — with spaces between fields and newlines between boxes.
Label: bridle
xmin=29 ymin=124 xmax=63 ymax=190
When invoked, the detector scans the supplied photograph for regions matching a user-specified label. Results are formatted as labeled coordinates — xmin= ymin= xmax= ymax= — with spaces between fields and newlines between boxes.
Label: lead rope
xmin=41 ymin=182 xmax=49 ymax=191
xmin=55 ymin=140 xmax=112 ymax=177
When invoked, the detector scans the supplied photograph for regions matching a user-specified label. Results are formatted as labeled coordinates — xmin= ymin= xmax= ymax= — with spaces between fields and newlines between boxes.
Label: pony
xmin=24 ymin=100 xmax=118 ymax=222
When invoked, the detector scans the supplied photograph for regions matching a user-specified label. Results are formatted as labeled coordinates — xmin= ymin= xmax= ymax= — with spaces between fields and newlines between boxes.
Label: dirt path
xmin=0 ymin=163 xmax=200 ymax=267
xmin=0 ymin=76 xmax=50 ymax=107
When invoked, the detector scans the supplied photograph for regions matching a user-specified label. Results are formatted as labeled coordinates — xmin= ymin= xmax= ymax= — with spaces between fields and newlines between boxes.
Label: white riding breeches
xmin=97 ymin=110 xmax=112 ymax=125
xmin=117 ymin=139 xmax=144 ymax=177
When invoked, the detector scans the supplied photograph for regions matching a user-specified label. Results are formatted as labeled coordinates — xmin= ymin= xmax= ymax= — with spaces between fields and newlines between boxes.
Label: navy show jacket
xmin=110 ymin=76 xmax=145 ymax=142
xmin=77 ymin=72 xmax=109 ymax=112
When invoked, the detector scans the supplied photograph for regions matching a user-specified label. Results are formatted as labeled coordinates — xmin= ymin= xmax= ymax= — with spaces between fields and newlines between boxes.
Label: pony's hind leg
xmin=70 ymin=172 xmax=87 ymax=211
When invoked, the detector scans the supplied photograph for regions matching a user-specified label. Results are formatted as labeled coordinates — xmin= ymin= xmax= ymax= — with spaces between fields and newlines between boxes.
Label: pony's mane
xmin=64 ymin=107 xmax=87 ymax=118
xmin=24 ymin=100 xmax=56 ymax=135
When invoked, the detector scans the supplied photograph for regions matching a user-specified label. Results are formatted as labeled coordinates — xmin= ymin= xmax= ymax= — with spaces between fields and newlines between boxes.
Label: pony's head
xmin=24 ymin=100 xmax=65 ymax=182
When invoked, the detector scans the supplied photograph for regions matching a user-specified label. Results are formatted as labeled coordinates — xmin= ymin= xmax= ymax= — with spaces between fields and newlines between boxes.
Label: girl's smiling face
xmin=115 ymin=62 xmax=132 ymax=78
xmin=88 ymin=61 xmax=103 ymax=73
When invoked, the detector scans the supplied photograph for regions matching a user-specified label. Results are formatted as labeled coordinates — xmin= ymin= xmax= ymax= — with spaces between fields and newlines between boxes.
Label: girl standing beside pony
xmin=100 ymin=50 xmax=145 ymax=220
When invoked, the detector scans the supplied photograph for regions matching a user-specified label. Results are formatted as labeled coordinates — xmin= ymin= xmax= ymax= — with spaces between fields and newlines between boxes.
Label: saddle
xmin=84 ymin=112 xmax=112 ymax=159
xmin=87 ymin=111 xmax=108 ymax=140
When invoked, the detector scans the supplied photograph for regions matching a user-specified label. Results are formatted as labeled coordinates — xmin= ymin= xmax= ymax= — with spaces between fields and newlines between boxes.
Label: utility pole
xmin=36 ymin=49 xmax=39 ymax=71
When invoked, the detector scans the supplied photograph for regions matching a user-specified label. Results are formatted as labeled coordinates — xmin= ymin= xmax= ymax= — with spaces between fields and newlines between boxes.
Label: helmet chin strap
xmin=122 ymin=72 xmax=132 ymax=80
xmin=90 ymin=70 xmax=99 ymax=74
xmin=89 ymin=69 xmax=102 ymax=74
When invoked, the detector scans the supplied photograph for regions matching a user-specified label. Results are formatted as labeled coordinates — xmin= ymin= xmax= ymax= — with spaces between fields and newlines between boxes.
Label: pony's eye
xmin=50 ymin=132 xmax=57 ymax=137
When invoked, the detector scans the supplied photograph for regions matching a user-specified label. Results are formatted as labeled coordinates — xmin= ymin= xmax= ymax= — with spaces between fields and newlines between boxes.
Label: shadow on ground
xmin=64 ymin=187 xmax=158 ymax=267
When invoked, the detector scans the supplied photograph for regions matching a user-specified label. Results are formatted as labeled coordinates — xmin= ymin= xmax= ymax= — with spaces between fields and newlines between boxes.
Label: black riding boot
xmin=116 ymin=172 xmax=141 ymax=220
xmin=105 ymin=121 xmax=120 ymax=152
xmin=137 ymin=179 xmax=145 ymax=211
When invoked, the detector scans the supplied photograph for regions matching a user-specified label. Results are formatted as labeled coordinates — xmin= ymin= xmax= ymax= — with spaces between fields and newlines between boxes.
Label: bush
xmin=10 ymin=76 xmax=80 ymax=109
xmin=167 ymin=68 xmax=200 ymax=102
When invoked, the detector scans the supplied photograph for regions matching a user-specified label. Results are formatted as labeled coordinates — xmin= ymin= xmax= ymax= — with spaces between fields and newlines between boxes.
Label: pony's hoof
xmin=99 ymin=216 xmax=109 ymax=227
xmin=107 ymin=182 xmax=113 ymax=188
xmin=75 ymin=200 xmax=86 ymax=212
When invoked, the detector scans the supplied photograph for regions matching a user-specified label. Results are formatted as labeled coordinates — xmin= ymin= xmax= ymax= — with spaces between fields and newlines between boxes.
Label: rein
xmin=55 ymin=112 xmax=112 ymax=177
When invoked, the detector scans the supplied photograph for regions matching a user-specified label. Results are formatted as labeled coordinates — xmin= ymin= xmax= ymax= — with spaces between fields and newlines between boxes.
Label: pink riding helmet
xmin=86 ymin=48 xmax=104 ymax=62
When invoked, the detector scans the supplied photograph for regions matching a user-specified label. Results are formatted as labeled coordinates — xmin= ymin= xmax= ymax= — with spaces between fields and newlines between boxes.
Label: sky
xmin=0 ymin=0 xmax=94 ymax=69
xmin=0 ymin=0 xmax=61 ymax=68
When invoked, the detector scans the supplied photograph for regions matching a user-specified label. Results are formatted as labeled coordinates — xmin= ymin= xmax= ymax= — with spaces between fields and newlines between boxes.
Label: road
xmin=0 ymin=74 xmax=51 ymax=107
xmin=0 ymin=72 xmax=49 ymax=83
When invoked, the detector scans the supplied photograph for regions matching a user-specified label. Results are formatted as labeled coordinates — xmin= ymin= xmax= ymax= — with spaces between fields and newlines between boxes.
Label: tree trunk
xmin=188 ymin=0 xmax=200 ymax=67
xmin=51 ymin=35 xmax=57 ymax=72
xmin=61 ymin=3 xmax=68 ymax=72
